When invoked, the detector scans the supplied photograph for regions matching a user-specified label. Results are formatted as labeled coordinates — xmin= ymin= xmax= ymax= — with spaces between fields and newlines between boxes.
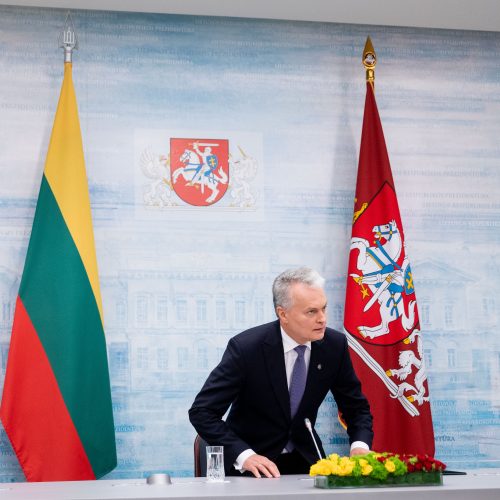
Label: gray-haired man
xmin=189 ymin=267 xmax=373 ymax=478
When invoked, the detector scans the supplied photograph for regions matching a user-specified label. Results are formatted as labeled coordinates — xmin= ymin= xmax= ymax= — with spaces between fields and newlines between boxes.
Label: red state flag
xmin=343 ymin=81 xmax=435 ymax=456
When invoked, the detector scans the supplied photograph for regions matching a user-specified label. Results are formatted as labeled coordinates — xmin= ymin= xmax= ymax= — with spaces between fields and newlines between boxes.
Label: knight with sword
xmin=191 ymin=142 xmax=220 ymax=188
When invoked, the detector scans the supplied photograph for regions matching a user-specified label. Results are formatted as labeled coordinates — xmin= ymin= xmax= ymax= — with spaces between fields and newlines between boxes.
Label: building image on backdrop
xmin=0 ymin=4 xmax=499 ymax=481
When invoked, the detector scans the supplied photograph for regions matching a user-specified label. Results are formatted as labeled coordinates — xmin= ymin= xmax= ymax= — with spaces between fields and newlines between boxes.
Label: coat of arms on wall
xmin=140 ymin=137 xmax=258 ymax=209
xmin=170 ymin=138 xmax=229 ymax=206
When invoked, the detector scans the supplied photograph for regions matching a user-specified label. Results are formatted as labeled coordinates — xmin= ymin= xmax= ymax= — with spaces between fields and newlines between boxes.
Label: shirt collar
xmin=280 ymin=326 xmax=311 ymax=354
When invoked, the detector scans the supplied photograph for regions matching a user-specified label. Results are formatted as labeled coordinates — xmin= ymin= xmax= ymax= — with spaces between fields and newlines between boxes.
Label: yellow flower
xmin=309 ymin=459 xmax=333 ymax=476
xmin=359 ymin=459 xmax=368 ymax=467
xmin=361 ymin=464 xmax=373 ymax=476
xmin=337 ymin=457 xmax=355 ymax=476
xmin=384 ymin=460 xmax=396 ymax=473
xmin=329 ymin=462 xmax=340 ymax=474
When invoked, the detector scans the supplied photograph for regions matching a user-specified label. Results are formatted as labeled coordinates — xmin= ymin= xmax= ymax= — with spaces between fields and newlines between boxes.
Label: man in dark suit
xmin=189 ymin=267 xmax=373 ymax=478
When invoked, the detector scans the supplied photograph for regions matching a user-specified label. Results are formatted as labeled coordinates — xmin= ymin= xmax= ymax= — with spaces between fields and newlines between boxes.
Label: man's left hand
xmin=350 ymin=447 xmax=370 ymax=457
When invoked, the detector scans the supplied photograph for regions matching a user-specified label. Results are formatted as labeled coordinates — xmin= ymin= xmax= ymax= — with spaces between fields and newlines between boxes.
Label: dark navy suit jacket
xmin=189 ymin=320 xmax=373 ymax=473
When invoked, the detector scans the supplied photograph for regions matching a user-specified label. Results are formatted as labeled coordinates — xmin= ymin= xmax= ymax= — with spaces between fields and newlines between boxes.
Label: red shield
xmin=170 ymin=138 xmax=229 ymax=206
xmin=344 ymin=183 xmax=419 ymax=346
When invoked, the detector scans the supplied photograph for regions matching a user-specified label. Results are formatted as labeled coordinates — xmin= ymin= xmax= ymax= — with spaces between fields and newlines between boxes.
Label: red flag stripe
xmin=0 ymin=297 xmax=95 ymax=481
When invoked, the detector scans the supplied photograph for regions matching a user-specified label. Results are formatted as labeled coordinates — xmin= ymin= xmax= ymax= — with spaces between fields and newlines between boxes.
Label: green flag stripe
xmin=19 ymin=175 xmax=116 ymax=477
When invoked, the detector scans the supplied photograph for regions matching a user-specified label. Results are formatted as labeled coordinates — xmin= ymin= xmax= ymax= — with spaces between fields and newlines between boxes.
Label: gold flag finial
xmin=362 ymin=36 xmax=376 ymax=86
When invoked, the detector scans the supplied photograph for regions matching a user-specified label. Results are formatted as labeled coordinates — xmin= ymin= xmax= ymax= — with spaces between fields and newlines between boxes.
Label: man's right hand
xmin=242 ymin=454 xmax=280 ymax=478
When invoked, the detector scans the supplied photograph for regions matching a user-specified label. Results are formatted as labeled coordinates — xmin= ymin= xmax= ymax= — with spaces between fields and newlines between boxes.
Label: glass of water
xmin=206 ymin=445 xmax=224 ymax=482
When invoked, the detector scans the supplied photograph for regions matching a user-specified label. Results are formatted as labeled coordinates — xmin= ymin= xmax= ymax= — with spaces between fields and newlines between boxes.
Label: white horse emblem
xmin=171 ymin=142 xmax=229 ymax=205
xmin=349 ymin=220 xmax=417 ymax=339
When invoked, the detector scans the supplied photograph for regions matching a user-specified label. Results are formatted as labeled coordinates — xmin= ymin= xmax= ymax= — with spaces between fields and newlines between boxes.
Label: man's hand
xmin=242 ymin=453 xmax=280 ymax=478
xmin=350 ymin=447 xmax=370 ymax=457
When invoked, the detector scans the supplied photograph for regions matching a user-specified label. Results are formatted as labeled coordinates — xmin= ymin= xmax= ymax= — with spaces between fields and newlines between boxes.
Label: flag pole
xmin=344 ymin=36 xmax=436 ymax=456
xmin=362 ymin=36 xmax=376 ymax=89
xmin=0 ymin=10 xmax=117 ymax=481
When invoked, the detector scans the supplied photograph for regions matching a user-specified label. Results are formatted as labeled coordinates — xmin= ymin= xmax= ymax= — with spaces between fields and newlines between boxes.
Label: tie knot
xmin=294 ymin=345 xmax=307 ymax=358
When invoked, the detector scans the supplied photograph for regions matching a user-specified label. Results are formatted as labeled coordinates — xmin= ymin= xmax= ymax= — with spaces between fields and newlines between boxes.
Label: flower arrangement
xmin=310 ymin=452 xmax=446 ymax=489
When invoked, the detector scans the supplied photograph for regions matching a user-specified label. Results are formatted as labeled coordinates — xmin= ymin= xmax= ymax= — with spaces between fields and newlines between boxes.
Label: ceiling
xmin=4 ymin=0 xmax=500 ymax=32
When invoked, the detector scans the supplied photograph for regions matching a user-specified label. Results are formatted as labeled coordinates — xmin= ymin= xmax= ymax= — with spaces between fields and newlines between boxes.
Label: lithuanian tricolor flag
xmin=0 ymin=62 xmax=117 ymax=481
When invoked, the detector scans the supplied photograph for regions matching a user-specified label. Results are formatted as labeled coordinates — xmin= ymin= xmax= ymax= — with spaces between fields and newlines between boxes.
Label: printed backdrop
xmin=0 ymin=5 xmax=499 ymax=480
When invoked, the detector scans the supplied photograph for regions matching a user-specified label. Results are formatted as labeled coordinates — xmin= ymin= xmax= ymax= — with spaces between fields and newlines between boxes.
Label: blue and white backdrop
xmin=0 ymin=5 xmax=499 ymax=481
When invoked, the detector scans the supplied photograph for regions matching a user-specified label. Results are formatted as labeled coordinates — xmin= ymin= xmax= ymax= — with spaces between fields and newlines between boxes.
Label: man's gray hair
xmin=272 ymin=267 xmax=325 ymax=312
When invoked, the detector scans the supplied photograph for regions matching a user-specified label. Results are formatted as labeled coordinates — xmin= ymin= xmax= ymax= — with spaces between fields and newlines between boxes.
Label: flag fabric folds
xmin=343 ymin=82 xmax=435 ymax=456
xmin=0 ymin=63 xmax=117 ymax=481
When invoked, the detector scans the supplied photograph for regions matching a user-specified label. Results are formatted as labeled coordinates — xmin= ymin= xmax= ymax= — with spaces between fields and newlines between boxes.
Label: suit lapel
xmin=263 ymin=323 xmax=290 ymax=422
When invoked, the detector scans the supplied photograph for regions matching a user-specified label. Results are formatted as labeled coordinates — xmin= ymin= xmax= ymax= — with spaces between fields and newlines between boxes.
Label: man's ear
xmin=276 ymin=306 xmax=287 ymax=324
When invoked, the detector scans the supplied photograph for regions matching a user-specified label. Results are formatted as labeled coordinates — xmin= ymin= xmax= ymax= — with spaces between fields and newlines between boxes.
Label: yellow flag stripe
xmin=43 ymin=63 xmax=103 ymax=324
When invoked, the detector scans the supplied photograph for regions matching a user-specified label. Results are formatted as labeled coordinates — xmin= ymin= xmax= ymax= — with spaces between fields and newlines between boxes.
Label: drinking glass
xmin=206 ymin=445 xmax=224 ymax=482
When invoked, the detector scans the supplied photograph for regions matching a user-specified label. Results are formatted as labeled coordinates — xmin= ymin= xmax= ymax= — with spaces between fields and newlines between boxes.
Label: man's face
xmin=277 ymin=283 xmax=327 ymax=344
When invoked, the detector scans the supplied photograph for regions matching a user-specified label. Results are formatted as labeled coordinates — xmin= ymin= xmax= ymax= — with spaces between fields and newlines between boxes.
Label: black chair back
xmin=194 ymin=434 xmax=208 ymax=477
